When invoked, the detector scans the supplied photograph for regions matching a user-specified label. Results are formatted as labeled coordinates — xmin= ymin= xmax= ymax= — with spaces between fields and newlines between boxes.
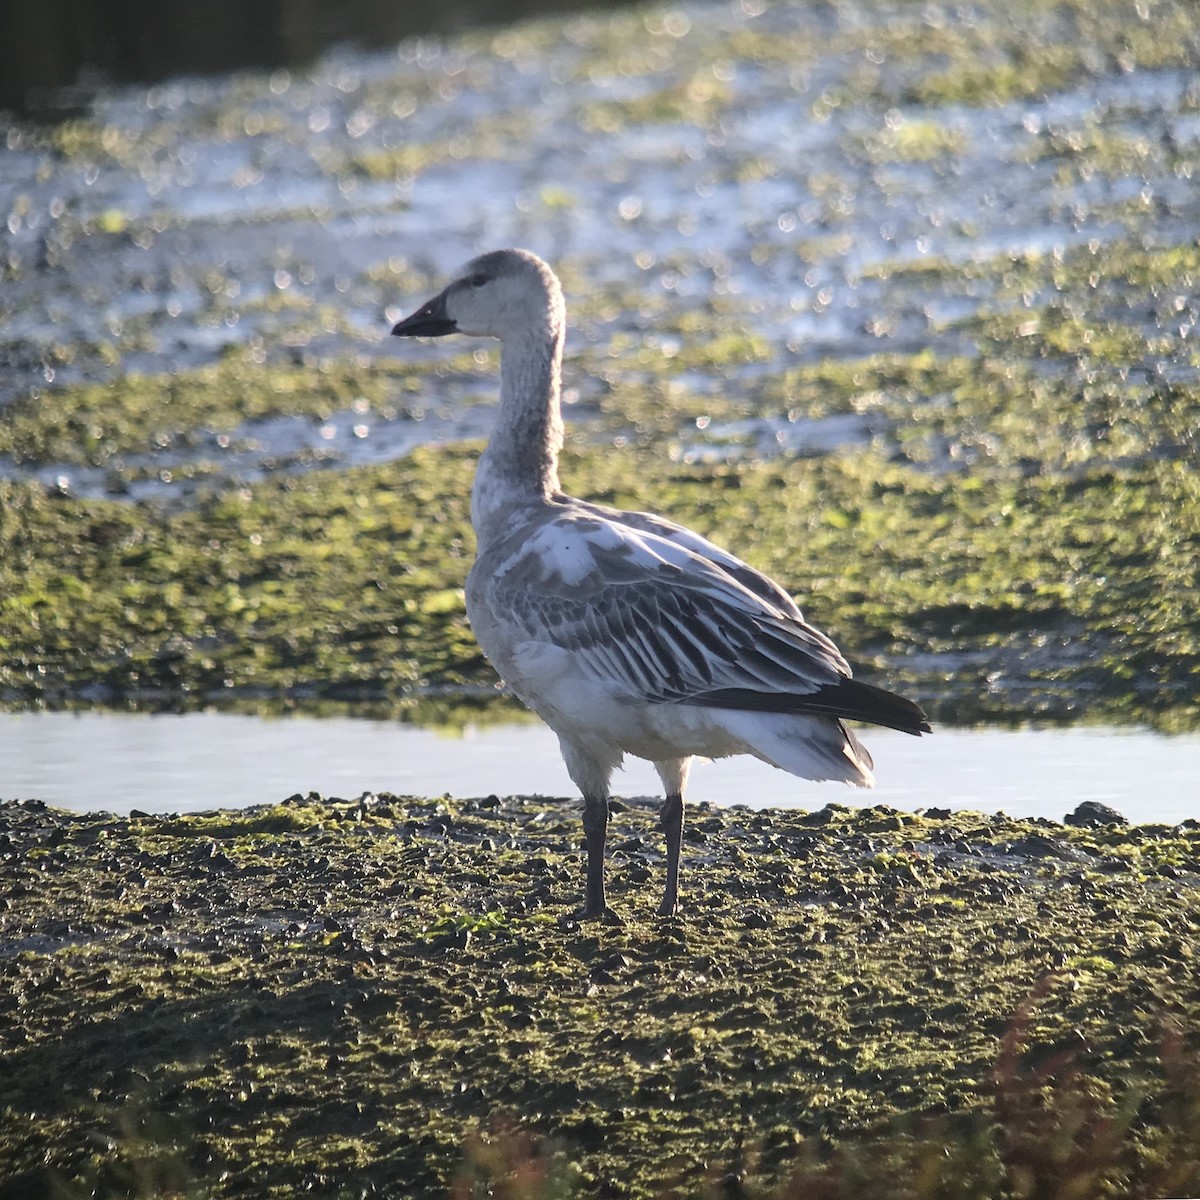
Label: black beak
xmin=391 ymin=290 xmax=456 ymax=338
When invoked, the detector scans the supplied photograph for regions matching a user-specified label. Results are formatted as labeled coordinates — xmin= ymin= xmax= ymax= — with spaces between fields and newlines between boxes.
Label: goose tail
xmin=720 ymin=711 xmax=877 ymax=787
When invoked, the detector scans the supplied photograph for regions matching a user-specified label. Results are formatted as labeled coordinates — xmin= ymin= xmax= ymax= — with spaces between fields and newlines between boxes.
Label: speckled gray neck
xmin=470 ymin=306 xmax=565 ymax=545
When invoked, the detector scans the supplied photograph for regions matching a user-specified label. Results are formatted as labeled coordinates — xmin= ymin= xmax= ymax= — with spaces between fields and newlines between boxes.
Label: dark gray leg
xmin=658 ymin=791 xmax=684 ymax=917
xmin=581 ymin=793 xmax=609 ymax=919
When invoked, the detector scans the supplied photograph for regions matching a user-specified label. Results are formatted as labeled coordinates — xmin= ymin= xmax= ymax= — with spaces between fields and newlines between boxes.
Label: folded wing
xmin=486 ymin=508 xmax=930 ymax=736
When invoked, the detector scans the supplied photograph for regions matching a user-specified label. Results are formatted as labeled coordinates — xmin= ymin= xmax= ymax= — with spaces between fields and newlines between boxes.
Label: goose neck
xmin=471 ymin=327 xmax=564 ymax=541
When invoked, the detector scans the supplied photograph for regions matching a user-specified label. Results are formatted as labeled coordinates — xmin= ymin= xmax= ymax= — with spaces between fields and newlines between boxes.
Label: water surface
xmin=3 ymin=711 xmax=1194 ymax=825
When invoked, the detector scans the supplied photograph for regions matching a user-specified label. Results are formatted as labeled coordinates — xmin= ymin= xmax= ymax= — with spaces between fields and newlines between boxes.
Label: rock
xmin=1064 ymin=801 xmax=1128 ymax=828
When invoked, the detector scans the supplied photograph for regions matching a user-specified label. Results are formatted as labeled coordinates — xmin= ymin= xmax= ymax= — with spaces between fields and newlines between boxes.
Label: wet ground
xmin=3 ymin=2 xmax=1199 ymax=476
xmin=2 ymin=793 xmax=1199 ymax=1198
xmin=2 ymin=0 xmax=1200 ymax=725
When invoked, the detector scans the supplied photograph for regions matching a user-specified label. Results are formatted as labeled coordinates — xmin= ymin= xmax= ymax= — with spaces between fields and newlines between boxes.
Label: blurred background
xmin=1 ymin=0 xmax=631 ymax=114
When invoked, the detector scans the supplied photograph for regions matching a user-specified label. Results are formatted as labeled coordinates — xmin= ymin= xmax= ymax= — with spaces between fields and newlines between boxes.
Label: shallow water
xmin=3 ymin=711 xmax=1195 ymax=825
xmin=3 ymin=5 xmax=1197 ymax=479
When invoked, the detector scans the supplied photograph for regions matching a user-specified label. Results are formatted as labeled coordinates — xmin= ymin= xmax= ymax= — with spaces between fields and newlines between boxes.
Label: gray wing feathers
xmin=475 ymin=506 xmax=930 ymax=736
xmin=494 ymin=551 xmax=847 ymax=706
xmin=572 ymin=500 xmax=805 ymax=618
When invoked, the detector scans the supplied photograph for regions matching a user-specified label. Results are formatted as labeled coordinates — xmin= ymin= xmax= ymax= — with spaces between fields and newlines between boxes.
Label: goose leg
xmin=658 ymin=790 xmax=684 ymax=917
xmin=559 ymin=739 xmax=618 ymax=921
xmin=581 ymin=793 xmax=609 ymax=918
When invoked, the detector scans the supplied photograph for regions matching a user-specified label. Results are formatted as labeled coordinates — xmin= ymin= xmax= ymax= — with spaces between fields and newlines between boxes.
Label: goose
xmin=392 ymin=248 xmax=930 ymax=920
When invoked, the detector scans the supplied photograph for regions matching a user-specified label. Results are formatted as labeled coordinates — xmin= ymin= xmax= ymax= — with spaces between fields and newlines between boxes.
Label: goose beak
xmin=391 ymin=290 xmax=457 ymax=337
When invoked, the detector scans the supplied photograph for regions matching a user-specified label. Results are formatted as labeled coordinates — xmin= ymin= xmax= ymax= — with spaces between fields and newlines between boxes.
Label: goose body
xmin=392 ymin=249 xmax=929 ymax=919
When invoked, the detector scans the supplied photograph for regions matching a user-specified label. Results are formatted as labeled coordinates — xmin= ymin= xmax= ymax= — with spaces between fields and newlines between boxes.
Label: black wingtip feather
xmin=817 ymin=678 xmax=932 ymax=735
xmin=684 ymin=678 xmax=932 ymax=736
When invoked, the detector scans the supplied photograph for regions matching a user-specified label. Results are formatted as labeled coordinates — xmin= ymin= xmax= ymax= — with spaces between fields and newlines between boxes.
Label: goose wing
xmin=480 ymin=508 xmax=929 ymax=735
xmin=570 ymin=498 xmax=805 ymax=619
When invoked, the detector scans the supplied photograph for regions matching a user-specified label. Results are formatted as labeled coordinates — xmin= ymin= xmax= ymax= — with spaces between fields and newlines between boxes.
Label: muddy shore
xmin=2 ymin=792 xmax=1198 ymax=1198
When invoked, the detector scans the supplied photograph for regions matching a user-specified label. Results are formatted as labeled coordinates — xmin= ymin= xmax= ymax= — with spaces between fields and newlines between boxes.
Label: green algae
xmin=895 ymin=0 xmax=1200 ymax=107
xmin=853 ymin=117 xmax=970 ymax=165
xmin=6 ymin=185 xmax=1200 ymax=732
xmin=489 ymin=0 xmax=1200 ymax=117
xmin=0 ymin=446 xmax=484 ymax=704
xmin=0 ymin=350 xmax=490 ymax=468
xmin=857 ymin=264 xmax=1194 ymax=382
xmin=3 ymin=341 xmax=1200 ymax=727
xmin=333 ymin=108 xmax=539 ymax=182
xmin=577 ymin=69 xmax=733 ymax=133
xmin=936 ymin=235 xmax=1200 ymax=311
xmin=1 ymin=795 xmax=1198 ymax=1198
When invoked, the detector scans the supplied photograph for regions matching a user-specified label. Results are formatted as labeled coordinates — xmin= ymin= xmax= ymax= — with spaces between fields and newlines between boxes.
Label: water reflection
xmin=3 ymin=711 xmax=1196 ymax=825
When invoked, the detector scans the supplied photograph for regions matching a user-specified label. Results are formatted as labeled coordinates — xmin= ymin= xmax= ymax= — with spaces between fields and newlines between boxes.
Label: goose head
xmin=391 ymin=248 xmax=564 ymax=343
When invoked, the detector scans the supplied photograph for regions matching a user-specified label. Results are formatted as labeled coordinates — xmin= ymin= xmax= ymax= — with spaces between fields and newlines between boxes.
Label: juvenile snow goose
xmin=392 ymin=248 xmax=930 ymax=920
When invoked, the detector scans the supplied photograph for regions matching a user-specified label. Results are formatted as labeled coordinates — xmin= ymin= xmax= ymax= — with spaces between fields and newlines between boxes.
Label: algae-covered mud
xmin=2 ymin=795 xmax=1199 ymax=1198
xmin=2 ymin=0 xmax=1199 ymax=726
xmin=3 ymin=439 xmax=1198 ymax=729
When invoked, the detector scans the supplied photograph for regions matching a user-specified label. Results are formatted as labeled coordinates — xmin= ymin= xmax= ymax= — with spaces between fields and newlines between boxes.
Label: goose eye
xmin=467 ymin=273 xmax=489 ymax=288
